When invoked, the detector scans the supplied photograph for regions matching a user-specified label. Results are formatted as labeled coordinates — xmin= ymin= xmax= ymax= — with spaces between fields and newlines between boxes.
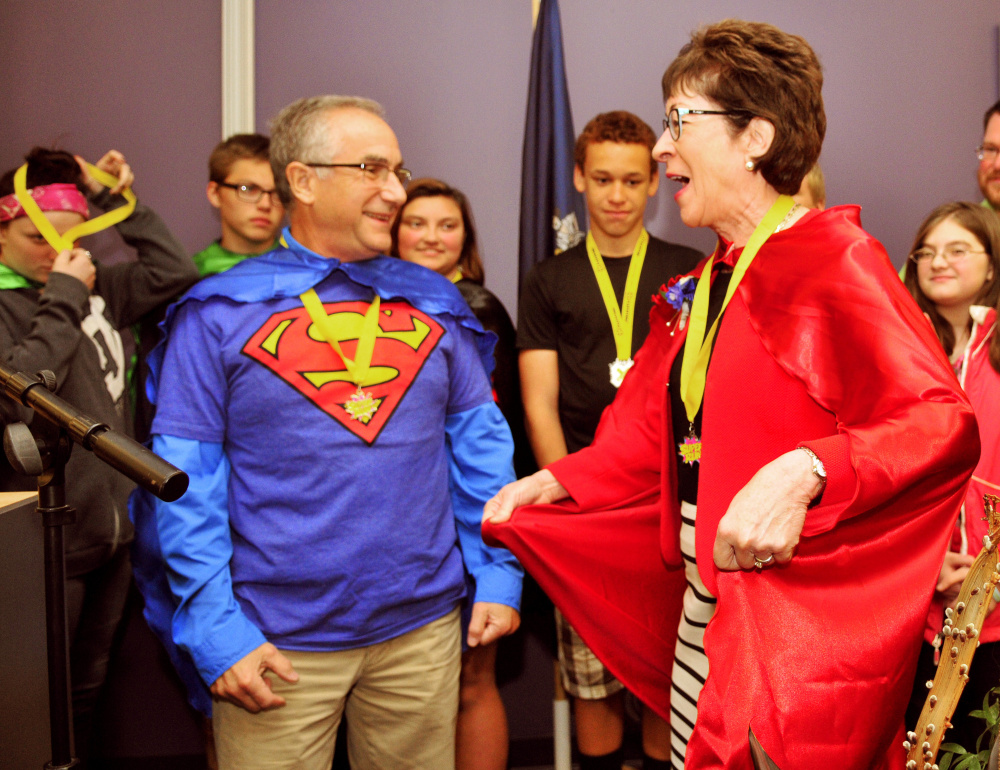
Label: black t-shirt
xmin=518 ymin=234 xmax=702 ymax=453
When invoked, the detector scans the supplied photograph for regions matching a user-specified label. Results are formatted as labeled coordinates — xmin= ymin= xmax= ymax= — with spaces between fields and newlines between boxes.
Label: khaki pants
xmin=213 ymin=608 xmax=461 ymax=770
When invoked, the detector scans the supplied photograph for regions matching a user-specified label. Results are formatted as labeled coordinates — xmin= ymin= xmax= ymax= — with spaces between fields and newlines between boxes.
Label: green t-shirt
xmin=191 ymin=240 xmax=278 ymax=277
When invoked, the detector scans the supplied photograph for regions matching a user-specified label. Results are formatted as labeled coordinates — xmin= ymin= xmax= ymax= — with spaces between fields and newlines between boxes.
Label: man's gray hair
xmin=269 ymin=95 xmax=384 ymax=207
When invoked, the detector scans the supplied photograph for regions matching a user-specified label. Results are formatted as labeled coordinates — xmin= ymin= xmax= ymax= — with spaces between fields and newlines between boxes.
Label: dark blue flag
xmin=518 ymin=0 xmax=586 ymax=290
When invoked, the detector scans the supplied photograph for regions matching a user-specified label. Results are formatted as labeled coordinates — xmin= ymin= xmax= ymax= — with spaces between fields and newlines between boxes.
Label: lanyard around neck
xmin=14 ymin=163 xmax=136 ymax=253
xmin=300 ymin=287 xmax=381 ymax=388
xmin=585 ymin=228 xmax=649 ymax=362
xmin=679 ymin=195 xmax=795 ymax=423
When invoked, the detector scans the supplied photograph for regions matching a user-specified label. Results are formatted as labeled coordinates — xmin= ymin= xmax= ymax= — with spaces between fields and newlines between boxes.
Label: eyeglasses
xmin=216 ymin=182 xmax=282 ymax=206
xmin=908 ymin=245 xmax=987 ymax=264
xmin=305 ymin=161 xmax=412 ymax=186
xmin=663 ymin=107 xmax=750 ymax=141
xmin=976 ymin=145 xmax=999 ymax=163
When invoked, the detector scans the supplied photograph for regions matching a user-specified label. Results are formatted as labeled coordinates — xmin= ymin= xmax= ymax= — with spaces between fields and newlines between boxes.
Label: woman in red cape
xmin=484 ymin=20 xmax=979 ymax=770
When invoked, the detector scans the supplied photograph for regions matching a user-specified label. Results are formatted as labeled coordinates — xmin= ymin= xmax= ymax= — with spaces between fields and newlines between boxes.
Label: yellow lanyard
xmin=14 ymin=163 xmax=137 ymax=252
xmin=586 ymin=229 xmax=649 ymax=387
xmin=679 ymin=195 xmax=794 ymax=423
xmin=300 ymin=288 xmax=381 ymax=388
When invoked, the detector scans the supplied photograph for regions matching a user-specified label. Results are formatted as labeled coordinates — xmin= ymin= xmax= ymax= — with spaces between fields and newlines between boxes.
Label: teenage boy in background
xmin=517 ymin=111 xmax=701 ymax=770
xmin=194 ymin=133 xmax=284 ymax=276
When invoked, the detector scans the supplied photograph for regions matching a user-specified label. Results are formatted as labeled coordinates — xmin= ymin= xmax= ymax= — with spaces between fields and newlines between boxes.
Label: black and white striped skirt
xmin=669 ymin=500 xmax=717 ymax=769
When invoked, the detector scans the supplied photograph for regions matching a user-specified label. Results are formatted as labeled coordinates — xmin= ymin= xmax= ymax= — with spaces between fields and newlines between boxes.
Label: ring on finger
xmin=753 ymin=553 xmax=774 ymax=569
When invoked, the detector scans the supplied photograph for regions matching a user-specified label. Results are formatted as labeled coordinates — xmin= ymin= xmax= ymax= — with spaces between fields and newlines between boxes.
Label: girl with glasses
xmin=903 ymin=201 xmax=999 ymax=372
xmin=903 ymin=201 xmax=1000 ymax=753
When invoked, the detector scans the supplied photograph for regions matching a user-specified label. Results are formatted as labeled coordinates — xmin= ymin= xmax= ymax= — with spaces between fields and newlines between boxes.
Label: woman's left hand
xmin=713 ymin=449 xmax=825 ymax=571
xmin=75 ymin=150 xmax=134 ymax=195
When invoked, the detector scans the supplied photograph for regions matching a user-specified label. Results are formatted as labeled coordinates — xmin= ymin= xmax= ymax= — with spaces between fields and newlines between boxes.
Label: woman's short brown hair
xmin=661 ymin=19 xmax=825 ymax=195
xmin=903 ymin=201 xmax=1000 ymax=372
xmin=390 ymin=178 xmax=485 ymax=284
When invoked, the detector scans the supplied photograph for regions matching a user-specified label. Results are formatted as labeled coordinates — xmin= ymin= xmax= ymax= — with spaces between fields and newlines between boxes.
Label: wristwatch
xmin=799 ymin=446 xmax=827 ymax=485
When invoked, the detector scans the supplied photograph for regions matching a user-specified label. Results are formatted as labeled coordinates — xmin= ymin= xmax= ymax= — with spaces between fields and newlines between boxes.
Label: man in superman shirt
xmin=143 ymin=95 xmax=522 ymax=769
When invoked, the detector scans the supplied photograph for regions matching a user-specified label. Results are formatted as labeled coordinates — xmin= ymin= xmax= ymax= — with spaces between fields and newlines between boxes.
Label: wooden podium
xmin=0 ymin=491 xmax=51 ymax=768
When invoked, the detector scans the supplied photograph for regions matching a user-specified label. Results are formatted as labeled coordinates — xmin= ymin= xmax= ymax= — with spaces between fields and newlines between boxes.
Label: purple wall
xmin=0 ymin=0 xmax=222 ymax=254
xmin=3 ymin=1 xmax=995 ymax=313
xmin=257 ymin=1 xmax=999 ymax=316
xmin=255 ymin=0 xmax=532 ymax=305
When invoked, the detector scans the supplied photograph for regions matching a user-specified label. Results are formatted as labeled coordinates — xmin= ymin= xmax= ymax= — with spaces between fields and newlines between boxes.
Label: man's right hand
xmin=211 ymin=642 xmax=299 ymax=713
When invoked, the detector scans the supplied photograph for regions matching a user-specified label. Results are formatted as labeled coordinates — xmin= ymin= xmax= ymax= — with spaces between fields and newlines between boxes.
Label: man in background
xmin=194 ymin=133 xmax=284 ymax=276
xmin=133 ymin=134 xmax=285 ymax=440
xmin=978 ymin=100 xmax=1000 ymax=211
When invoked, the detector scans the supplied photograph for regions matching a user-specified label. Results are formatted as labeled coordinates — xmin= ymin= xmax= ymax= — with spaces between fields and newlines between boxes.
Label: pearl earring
xmin=745 ymin=160 xmax=755 ymax=171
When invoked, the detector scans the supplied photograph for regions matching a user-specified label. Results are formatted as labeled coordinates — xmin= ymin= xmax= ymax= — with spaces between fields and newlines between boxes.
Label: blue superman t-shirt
xmin=152 ymin=269 xmax=494 ymax=650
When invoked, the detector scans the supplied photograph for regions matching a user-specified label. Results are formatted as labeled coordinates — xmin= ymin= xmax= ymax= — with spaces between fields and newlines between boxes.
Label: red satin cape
xmin=485 ymin=206 xmax=979 ymax=769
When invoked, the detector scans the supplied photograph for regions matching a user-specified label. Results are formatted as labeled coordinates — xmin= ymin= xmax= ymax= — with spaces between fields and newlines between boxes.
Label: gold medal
xmin=343 ymin=387 xmax=381 ymax=424
xmin=678 ymin=425 xmax=701 ymax=465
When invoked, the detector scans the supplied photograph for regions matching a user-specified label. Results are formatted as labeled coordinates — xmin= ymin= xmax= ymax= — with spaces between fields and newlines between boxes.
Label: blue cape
xmin=131 ymin=229 xmax=497 ymax=714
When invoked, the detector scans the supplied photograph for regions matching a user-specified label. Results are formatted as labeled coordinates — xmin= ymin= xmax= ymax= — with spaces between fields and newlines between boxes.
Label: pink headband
xmin=0 ymin=183 xmax=89 ymax=223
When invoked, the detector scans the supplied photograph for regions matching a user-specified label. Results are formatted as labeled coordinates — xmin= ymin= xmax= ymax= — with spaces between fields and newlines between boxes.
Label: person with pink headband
xmin=0 ymin=146 xmax=199 ymax=765
xmin=0 ymin=180 xmax=91 ymax=221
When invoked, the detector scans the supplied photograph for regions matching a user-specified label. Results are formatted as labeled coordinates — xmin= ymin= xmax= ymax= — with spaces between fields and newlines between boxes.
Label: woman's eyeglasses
xmin=908 ymin=245 xmax=987 ymax=264
xmin=662 ymin=107 xmax=750 ymax=141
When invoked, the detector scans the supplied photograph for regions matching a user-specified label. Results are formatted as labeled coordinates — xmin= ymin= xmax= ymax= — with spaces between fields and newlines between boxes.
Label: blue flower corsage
xmin=656 ymin=275 xmax=696 ymax=331
xmin=663 ymin=276 xmax=696 ymax=310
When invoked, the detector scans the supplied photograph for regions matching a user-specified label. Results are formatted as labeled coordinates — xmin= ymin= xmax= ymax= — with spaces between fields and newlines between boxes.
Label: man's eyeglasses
xmin=217 ymin=182 xmax=282 ymax=206
xmin=662 ymin=107 xmax=750 ymax=141
xmin=306 ymin=161 xmax=412 ymax=186
xmin=908 ymin=245 xmax=987 ymax=264
xmin=976 ymin=145 xmax=999 ymax=163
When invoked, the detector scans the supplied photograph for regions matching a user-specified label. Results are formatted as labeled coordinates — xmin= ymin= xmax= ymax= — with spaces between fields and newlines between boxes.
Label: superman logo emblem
xmin=242 ymin=300 xmax=444 ymax=444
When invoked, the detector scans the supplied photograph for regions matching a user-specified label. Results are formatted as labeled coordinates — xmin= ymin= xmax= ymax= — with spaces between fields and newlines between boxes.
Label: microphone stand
xmin=0 ymin=364 xmax=187 ymax=769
